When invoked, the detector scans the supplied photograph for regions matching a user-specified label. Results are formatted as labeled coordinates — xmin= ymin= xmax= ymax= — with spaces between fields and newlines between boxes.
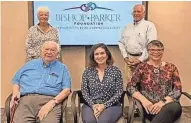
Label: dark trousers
xmin=145 ymin=102 xmax=182 ymax=123
xmin=82 ymin=104 xmax=122 ymax=123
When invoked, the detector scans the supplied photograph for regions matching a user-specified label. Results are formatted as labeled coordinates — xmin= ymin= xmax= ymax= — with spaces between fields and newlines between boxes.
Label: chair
xmin=129 ymin=92 xmax=191 ymax=123
xmin=5 ymin=93 xmax=68 ymax=123
xmin=71 ymin=90 xmax=135 ymax=123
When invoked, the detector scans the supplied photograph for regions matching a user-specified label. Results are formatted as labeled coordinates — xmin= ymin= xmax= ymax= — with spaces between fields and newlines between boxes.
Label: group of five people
xmin=10 ymin=4 xmax=182 ymax=123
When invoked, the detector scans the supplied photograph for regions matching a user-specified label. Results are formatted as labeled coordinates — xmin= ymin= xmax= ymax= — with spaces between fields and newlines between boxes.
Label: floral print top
xmin=25 ymin=24 xmax=59 ymax=61
xmin=127 ymin=62 xmax=182 ymax=103
xmin=81 ymin=66 xmax=123 ymax=108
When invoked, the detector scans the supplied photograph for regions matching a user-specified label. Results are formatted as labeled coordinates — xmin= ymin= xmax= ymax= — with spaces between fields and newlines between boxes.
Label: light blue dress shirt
xmin=12 ymin=58 xmax=71 ymax=96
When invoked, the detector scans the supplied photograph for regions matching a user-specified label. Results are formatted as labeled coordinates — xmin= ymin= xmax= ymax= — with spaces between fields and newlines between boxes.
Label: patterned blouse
xmin=81 ymin=66 xmax=123 ymax=108
xmin=127 ymin=62 xmax=182 ymax=103
xmin=25 ymin=24 xmax=59 ymax=61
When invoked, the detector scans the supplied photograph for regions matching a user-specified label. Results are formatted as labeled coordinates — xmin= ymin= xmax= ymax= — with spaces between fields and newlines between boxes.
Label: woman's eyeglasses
xmin=148 ymin=49 xmax=164 ymax=52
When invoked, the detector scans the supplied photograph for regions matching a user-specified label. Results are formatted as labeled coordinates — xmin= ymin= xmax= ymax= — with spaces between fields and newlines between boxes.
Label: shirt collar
xmin=40 ymin=58 xmax=57 ymax=68
xmin=134 ymin=18 xmax=145 ymax=26
xmin=36 ymin=23 xmax=53 ymax=33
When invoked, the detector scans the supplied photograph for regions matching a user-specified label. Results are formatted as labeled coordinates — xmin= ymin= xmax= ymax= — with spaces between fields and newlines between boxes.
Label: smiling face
xmin=133 ymin=5 xmax=145 ymax=22
xmin=38 ymin=11 xmax=49 ymax=24
xmin=94 ymin=47 xmax=108 ymax=66
xmin=41 ymin=41 xmax=59 ymax=64
xmin=148 ymin=45 xmax=164 ymax=62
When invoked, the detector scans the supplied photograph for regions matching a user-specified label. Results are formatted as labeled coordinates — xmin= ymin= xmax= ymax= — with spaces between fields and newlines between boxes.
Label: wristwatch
xmin=161 ymin=98 xmax=167 ymax=104
xmin=52 ymin=98 xmax=58 ymax=105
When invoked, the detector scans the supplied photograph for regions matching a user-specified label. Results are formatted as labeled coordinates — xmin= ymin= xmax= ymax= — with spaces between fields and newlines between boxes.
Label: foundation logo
xmin=63 ymin=2 xmax=113 ymax=12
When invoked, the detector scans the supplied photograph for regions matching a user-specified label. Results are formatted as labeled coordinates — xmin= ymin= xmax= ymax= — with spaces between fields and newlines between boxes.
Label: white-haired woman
xmin=26 ymin=6 xmax=60 ymax=61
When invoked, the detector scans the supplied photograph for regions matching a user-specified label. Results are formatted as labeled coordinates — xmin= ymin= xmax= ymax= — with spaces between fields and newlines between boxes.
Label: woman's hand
xmin=93 ymin=104 xmax=105 ymax=119
xmin=141 ymin=99 xmax=153 ymax=114
xmin=93 ymin=104 xmax=99 ymax=120
xmin=150 ymin=101 xmax=165 ymax=114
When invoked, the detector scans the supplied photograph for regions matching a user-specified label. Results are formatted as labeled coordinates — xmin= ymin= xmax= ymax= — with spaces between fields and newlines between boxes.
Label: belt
xmin=128 ymin=52 xmax=142 ymax=56
xmin=21 ymin=93 xmax=54 ymax=97
xmin=21 ymin=93 xmax=42 ymax=97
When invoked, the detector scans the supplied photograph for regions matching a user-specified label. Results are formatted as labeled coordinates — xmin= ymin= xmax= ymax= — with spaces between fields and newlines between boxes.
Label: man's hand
xmin=131 ymin=57 xmax=141 ymax=65
xmin=124 ymin=57 xmax=141 ymax=67
xmin=124 ymin=57 xmax=133 ymax=66
xmin=10 ymin=92 xmax=20 ymax=108
xmin=37 ymin=100 xmax=55 ymax=121
xmin=150 ymin=101 xmax=165 ymax=114
xmin=141 ymin=99 xmax=153 ymax=114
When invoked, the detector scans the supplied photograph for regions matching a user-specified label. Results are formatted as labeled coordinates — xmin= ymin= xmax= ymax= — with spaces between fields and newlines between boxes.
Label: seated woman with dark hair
xmin=126 ymin=40 xmax=182 ymax=123
xmin=81 ymin=43 xmax=123 ymax=123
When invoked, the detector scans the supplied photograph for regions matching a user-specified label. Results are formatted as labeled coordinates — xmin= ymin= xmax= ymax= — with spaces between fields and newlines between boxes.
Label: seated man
xmin=10 ymin=41 xmax=71 ymax=123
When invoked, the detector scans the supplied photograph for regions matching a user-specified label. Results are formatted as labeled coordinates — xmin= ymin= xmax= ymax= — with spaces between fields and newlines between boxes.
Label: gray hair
xmin=134 ymin=4 xmax=146 ymax=13
xmin=37 ymin=6 xmax=49 ymax=14
xmin=147 ymin=40 xmax=164 ymax=50
xmin=41 ymin=41 xmax=60 ymax=52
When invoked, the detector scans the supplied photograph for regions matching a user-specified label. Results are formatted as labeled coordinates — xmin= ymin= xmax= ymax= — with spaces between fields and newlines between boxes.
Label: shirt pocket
xmin=45 ymin=73 xmax=60 ymax=87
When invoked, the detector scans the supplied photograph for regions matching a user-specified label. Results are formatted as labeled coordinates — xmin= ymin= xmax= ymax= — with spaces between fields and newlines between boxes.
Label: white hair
xmin=37 ymin=6 xmax=49 ymax=14
xmin=134 ymin=4 xmax=146 ymax=13
xmin=42 ymin=41 xmax=60 ymax=52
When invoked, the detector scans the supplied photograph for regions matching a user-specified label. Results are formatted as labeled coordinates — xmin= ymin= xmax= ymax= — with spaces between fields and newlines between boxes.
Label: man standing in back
xmin=119 ymin=4 xmax=158 ymax=82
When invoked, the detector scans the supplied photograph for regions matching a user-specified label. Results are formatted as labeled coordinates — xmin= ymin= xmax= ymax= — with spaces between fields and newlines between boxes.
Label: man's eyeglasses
xmin=148 ymin=49 xmax=164 ymax=52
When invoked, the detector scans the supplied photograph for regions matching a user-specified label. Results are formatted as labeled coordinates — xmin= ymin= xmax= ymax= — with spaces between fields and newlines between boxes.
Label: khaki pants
xmin=125 ymin=56 xmax=140 ymax=83
xmin=13 ymin=94 xmax=62 ymax=123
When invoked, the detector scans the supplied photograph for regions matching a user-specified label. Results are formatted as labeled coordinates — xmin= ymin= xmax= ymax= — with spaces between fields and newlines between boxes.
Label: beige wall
xmin=1 ymin=1 xmax=191 ymax=107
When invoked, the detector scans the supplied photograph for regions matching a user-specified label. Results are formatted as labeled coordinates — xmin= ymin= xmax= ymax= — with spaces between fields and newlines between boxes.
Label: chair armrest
xmin=61 ymin=97 xmax=68 ymax=123
xmin=182 ymin=92 xmax=191 ymax=100
xmin=134 ymin=98 xmax=145 ymax=122
xmin=126 ymin=94 xmax=135 ymax=123
xmin=71 ymin=90 xmax=80 ymax=123
xmin=5 ymin=93 xmax=12 ymax=123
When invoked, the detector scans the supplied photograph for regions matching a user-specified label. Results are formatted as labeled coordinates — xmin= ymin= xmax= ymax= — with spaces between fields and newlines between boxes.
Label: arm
xmin=126 ymin=65 xmax=142 ymax=96
xmin=25 ymin=26 xmax=36 ymax=61
xmin=103 ymin=68 xmax=123 ymax=108
xmin=166 ymin=66 xmax=182 ymax=103
xmin=38 ymin=65 xmax=71 ymax=120
xmin=54 ymin=65 xmax=71 ymax=103
xmin=138 ymin=22 xmax=157 ymax=62
xmin=126 ymin=65 xmax=148 ymax=102
xmin=127 ymin=65 xmax=153 ymax=113
xmin=11 ymin=62 xmax=29 ymax=107
xmin=119 ymin=26 xmax=129 ymax=59
xmin=53 ymin=28 xmax=63 ymax=61
xmin=10 ymin=84 xmax=20 ymax=108
xmin=81 ymin=69 xmax=95 ymax=107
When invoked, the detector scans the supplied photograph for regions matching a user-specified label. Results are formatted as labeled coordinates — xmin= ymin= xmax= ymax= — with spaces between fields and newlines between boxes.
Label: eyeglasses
xmin=148 ymin=49 xmax=164 ymax=52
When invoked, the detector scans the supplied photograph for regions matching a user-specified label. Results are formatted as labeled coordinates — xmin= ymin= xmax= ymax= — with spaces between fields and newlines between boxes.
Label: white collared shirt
xmin=119 ymin=19 xmax=157 ymax=62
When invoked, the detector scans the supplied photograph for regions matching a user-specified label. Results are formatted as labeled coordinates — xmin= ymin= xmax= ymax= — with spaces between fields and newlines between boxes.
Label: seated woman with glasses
xmin=126 ymin=40 xmax=182 ymax=123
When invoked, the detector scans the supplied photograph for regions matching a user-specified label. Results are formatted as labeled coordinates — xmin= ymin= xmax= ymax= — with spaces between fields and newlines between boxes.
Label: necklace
xmin=153 ymin=67 xmax=160 ymax=74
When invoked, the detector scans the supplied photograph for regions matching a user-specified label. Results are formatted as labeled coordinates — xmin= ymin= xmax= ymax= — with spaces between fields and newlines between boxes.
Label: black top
xmin=81 ymin=65 xmax=123 ymax=108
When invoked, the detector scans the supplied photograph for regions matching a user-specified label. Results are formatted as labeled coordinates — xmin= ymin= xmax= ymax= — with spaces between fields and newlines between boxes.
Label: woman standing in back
xmin=26 ymin=6 xmax=60 ymax=61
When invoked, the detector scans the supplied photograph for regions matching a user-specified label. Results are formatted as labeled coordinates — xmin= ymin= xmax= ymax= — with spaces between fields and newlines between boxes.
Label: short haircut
xmin=37 ymin=6 xmax=49 ymax=14
xmin=134 ymin=4 xmax=146 ymax=13
xmin=147 ymin=40 xmax=164 ymax=50
xmin=41 ymin=41 xmax=60 ymax=52
xmin=88 ymin=43 xmax=114 ymax=67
